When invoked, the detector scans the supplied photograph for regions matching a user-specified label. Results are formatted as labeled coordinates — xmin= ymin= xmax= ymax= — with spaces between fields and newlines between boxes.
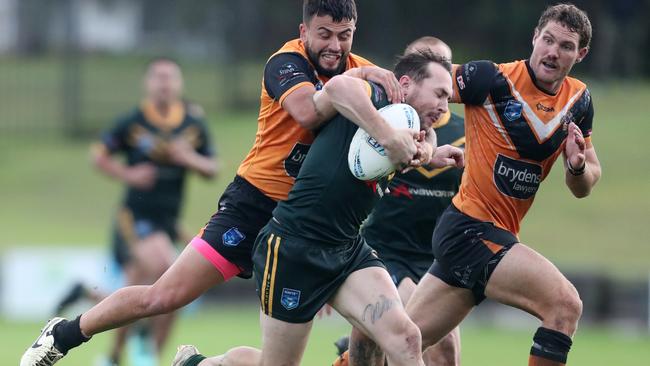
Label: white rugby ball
xmin=348 ymin=103 xmax=420 ymax=181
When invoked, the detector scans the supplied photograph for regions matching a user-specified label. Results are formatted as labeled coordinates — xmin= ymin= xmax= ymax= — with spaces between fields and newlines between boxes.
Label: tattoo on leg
xmin=362 ymin=295 xmax=396 ymax=324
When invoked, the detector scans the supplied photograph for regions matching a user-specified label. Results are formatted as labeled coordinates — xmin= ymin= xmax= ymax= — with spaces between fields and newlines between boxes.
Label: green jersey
xmin=100 ymin=102 xmax=214 ymax=218
xmin=362 ymin=112 xmax=465 ymax=259
xmin=272 ymin=81 xmax=389 ymax=245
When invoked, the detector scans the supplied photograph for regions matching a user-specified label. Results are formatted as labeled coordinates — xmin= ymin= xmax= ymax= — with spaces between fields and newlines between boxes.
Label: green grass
xmin=4 ymin=306 xmax=649 ymax=366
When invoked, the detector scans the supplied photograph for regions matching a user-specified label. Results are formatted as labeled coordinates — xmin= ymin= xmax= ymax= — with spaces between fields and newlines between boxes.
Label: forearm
xmin=91 ymin=146 xmax=129 ymax=182
xmin=322 ymin=75 xmax=392 ymax=142
xmin=186 ymin=154 xmax=218 ymax=178
xmin=565 ymin=160 xmax=601 ymax=198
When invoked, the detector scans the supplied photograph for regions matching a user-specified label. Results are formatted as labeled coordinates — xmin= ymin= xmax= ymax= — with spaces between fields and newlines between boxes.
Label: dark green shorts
xmin=253 ymin=219 xmax=385 ymax=323
xmin=371 ymin=244 xmax=433 ymax=286
xmin=111 ymin=207 xmax=179 ymax=267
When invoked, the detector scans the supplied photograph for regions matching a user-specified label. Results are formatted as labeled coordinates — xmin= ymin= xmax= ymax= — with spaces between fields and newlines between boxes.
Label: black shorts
xmin=428 ymin=205 xmax=519 ymax=304
xmin=371 ymin=244 xmax=432 ymax=286
xmin=253 ymin=219 xmax=385 ymax=323
xmin=194 ymin=175 xmax=277 ymax=279
xmin=112 ymin=207 xmax=179 ymax=266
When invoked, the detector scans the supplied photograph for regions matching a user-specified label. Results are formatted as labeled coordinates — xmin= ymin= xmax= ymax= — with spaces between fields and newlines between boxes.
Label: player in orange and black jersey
xmin=20 ymin=2 xmax=415 ymax=366
xmin=406 ymin=5 xmax=602 ymax=366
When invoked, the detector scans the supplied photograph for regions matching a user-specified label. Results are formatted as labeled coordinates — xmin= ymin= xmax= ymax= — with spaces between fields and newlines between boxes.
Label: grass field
xmin=4 ymin=305 xmax=649 ymax=366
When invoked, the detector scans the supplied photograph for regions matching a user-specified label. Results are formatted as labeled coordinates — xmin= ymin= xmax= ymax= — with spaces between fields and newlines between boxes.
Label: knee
xmin=544 ymin=283 xmax=583 ymax=330
xmin=424 ymin=332 xmax=460 ymax=366
xmin=140 ymin=285 xmax=183 ymax=315
xmin=381 ymin=319 xmax=422 ymax=361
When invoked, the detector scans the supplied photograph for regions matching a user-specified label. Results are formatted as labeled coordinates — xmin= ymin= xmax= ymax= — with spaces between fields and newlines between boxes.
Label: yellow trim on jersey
xmin=449 ymin=136 xmax=466 ymax=147
xmin=261 ymin=234 xmax=274 ymax=314
xmin=116 ymin=208 xmax=138 ymax=247
xmin=140 ymin=100 xmax=185 ymax=130
xmin=267 ymin=235 xmax=281 ymax=317
xmin=431 ymin=110 xmax=451 ymax=129
xmin=277 ymin=81 xmax=316 ymax=106
xmin=415 ymin=136 xmax=466 ymax=178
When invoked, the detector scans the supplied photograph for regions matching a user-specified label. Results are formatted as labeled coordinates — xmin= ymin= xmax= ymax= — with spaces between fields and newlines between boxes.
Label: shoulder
xmin=453 ymin=60 xmax=499 ymax=105
xmin=184 ymin=101 xmax=206 ymax=120
xmin=113 ymin=106 xmax=142 ymax=127
xmin=348 ymin=52 xmax=375 ymax=67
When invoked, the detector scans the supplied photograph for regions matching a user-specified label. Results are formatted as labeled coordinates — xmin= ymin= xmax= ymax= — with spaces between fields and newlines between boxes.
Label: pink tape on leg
xmin=190 ymin=236 xmax=241 ymax=280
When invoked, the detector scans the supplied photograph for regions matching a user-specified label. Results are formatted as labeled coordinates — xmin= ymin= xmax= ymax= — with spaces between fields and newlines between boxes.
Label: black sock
xmin=184 ymin=354 xmax=207 ymax=366
xmin=53 ymin=315 xmax=90 ymax=354
xmin=530 ymin=327 xmax=573 ymax=364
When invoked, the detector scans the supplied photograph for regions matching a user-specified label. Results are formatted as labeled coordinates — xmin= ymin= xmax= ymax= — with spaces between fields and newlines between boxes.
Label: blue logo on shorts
xmin=222 ymin=227 xmax=245 ymax=247
xmin=280 ymin=288 xmax=301 ymax=310
xmin=134 ymin=220 xmax=154 ymax=238
xmin=503 ymin=100 xmax=523 ymax=121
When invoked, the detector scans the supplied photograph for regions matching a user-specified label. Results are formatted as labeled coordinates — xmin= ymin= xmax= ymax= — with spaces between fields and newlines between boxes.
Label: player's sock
xmin=332 ymin=350 xmax=349 ymax=366
xmin=528 ymin=327 xmax=572 ymax=365
xmin=52 ymin=315 xmax=91 ymax=353
xmin=54 ymin=282 xmax=87 ymax=315
xmin=184 ymin=354 xmax=207 ymax=366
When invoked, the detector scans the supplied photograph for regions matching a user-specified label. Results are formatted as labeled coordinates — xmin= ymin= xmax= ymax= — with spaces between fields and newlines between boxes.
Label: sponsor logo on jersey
xmin=278 ymin=62 xmax=306 ymax=87
xmin=456 ymin=74 xmax=466 ymax=90
xmin=280 ymin=288 xmax=301 ymax=310
xmin=222 ymin=227 xmax=246 ymax=247
xmin=390 ymin=183 xmax=455 ymax=199
xmin=493 ymin=154 xmax=542 ymax=199
xmin=284 ymin=142 xmax=311 ymax=178
xmin=503 ymin=100 xmax=523 ymax=121
xmin=536 ymin=102 xmax=555 ymax=112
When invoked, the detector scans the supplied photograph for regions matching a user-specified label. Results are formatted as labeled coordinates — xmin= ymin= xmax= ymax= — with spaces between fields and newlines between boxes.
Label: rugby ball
xmin=348 ymin=103 xmax=420 ymax=181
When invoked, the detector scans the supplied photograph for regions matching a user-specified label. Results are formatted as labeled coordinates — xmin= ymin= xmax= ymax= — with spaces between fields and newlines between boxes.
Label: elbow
xmin=323 ymin=75 xmax=350 ymax=97
xmin=294 ymin=112 xmax=321 ymax=130
xmin=571 ymin=188 xmax=591 ymax=199
xmin=199 ymin=159 xmax=219 ymax=180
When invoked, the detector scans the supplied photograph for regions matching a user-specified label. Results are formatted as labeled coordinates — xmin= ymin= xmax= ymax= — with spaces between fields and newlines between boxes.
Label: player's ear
xmin=532 ymin=28 xmax=540 ymax=47
xmin=299 ymin=23 xmax=308 ymax=43
xmin=398 ymin=75 xmax=411 ymax=93
xmin=576 ymin=47 xmax=589 ymax=63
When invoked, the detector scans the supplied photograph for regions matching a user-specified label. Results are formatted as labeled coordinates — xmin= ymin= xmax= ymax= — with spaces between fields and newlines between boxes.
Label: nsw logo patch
xmin=222 ymin=227 xmax=246 ymax=247
xmin=280 ymin=288 xmax=301 ymax=310
xmin=503 ymin=100 xmax=523 ymax=121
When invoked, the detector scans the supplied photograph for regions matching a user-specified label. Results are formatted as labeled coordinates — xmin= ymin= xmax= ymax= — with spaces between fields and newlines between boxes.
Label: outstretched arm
xmin=563 ymin=122 xmax=601 ymax=198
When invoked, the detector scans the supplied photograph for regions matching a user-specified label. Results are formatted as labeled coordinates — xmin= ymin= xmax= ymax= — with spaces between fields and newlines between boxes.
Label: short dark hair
xmin=302 ymin=0 xmax=357 ymax=24
xmin=537 ymin=3 xmax=592 ymax=49
xmin=393 ymin=50 xmax=452 ymax=84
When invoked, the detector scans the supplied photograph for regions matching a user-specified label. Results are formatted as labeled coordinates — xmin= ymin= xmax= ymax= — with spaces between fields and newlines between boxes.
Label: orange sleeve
xmin=278 ymin=81 xmax=317 ymax=106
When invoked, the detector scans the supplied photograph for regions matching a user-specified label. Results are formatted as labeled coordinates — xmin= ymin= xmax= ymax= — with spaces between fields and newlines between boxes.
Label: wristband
xmin=567 ymin=158 xmax=585 ymax=176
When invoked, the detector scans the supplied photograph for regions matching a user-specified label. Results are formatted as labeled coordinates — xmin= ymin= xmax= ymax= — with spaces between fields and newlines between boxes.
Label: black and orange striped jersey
xmin=237 ymin=39 xmax=374 ymax=201
xmin=99 ymin=100 xmax=214 ymax=217
xmin=451 ymin=60 xmax=594 ymax=235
